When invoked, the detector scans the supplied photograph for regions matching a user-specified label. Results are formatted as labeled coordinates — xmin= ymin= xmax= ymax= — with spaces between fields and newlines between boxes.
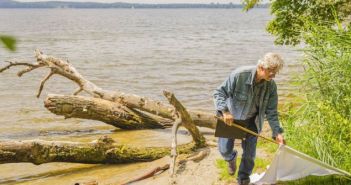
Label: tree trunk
xmin=44 ymin=94 xmax=216 ymax=129
xmin=1 ymin=50 xmax=218 ymax=130
xmin=44 ymin=94 xmax=172 ymax=129
xmin=0 ymin=136 xmax=197 ymax=165
xmin=0 ymin=50 xmax=212 ymax=166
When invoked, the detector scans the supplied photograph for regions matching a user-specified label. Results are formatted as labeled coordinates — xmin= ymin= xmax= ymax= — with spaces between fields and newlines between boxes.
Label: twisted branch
xmin=163 ymin=90 xmax=207 ymax=180
xmin=0 ymin=60 xmax=40 ymax=74
xmin=170 ymin=117 xmax=182 ymax=177
xmin=163 ymin=90 xmax=206 ymax=147
xmin=17 ymin=63 xmax=45 ymax=77
xmin=37 ymin=71 xmax=55 ymax=98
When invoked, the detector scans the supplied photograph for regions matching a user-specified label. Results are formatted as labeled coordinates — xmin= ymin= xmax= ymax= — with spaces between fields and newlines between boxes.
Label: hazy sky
xmin=17 ymin=0 xmax=245 ymax=4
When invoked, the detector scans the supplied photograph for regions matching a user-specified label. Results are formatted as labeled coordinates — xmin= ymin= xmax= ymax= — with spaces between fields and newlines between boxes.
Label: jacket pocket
xmin=234 ymin=91 xmax=248 ymax=101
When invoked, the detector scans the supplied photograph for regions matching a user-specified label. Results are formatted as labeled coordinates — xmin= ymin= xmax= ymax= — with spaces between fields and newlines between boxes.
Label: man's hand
xmin=275 ymin=133 xmax=285 ymax=145
xmin=222 ymin=111 xmax=234 ymax=126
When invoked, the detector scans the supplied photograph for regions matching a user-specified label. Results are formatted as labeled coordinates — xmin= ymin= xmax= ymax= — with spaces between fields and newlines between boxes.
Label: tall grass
xmin=281 ymin=21 xmax=351 ymax=184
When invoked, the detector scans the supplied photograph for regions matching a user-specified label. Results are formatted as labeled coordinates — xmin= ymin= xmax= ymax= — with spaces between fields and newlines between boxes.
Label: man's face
xmin=258 ymin=66 xmax=278 ymax=81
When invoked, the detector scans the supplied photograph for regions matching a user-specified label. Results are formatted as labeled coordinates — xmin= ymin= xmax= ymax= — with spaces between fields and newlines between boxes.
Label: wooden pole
xmin=216 ymin=116 xmax=280 ymax=145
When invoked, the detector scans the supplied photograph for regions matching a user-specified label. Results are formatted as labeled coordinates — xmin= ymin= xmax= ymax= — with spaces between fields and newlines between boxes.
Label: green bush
xmin=282 ymin=21 xmax=351 ymax=182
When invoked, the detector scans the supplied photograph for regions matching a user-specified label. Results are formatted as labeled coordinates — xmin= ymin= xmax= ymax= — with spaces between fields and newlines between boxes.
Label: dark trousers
xmin=218 ymin=116 xmax=258 ymax=181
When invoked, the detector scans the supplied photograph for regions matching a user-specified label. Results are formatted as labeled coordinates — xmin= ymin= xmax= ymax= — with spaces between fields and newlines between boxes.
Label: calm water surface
xmin=0 ymin=9 xmax=300 ymax=184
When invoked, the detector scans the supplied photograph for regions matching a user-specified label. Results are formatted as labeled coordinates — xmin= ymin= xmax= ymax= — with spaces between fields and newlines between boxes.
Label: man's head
xmin=256 ymin=52 xmax=284 ymax=81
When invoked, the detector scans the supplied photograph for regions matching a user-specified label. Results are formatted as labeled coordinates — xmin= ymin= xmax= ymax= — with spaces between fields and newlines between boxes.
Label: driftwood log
xmin=0 ymin=136 xmax=197 ymax=164
xmin=0 ymin=93 xmax=205 ymax=165
xmin=0 ymin=49 xmax=217 ymax=130
xmin=45 ymin=94 xmax=216 ymax=129
xmin=44 ymin=94 xmax=172 ymax=129
xmin=0 ymin=50 xmax=214 ymax=170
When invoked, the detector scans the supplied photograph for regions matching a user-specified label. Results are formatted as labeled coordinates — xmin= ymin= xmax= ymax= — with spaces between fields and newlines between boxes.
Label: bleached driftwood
xmin=0 ymin=50 xmax=217 ymax=129
xmin=0 ymin=50 xmax=210 ymax=170
xmin=163 ymin=90 xmax=206 ymax=178
xmin=44 ymin=94 xmax=172 ymax=129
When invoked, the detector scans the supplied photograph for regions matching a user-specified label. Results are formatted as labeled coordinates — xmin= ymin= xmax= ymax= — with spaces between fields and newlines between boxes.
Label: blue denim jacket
xmin=213 ymin=66 xmax=283 ymax=137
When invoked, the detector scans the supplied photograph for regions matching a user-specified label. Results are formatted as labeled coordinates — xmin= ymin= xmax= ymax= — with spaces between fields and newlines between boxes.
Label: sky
xmin=16 ymin=0 xmax=245 ymax=4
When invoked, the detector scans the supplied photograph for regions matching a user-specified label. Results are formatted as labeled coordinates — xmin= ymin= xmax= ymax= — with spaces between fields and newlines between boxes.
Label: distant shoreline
xmin=0 ymin=0 xmax=269 ymax=9
xmin=0 ymin=7 xmax=269 ymax=9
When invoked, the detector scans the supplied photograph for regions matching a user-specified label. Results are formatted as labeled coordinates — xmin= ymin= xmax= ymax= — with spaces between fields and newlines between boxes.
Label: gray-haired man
xmin=213 ymin=53 xmax=285 ymax=185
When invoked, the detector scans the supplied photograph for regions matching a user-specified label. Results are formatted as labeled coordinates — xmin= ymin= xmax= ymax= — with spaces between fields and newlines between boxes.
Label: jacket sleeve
xmin=265 ymin=81 xmax=284 ymax=137
xmin=213 ymin=71 xmax=237 ymax=113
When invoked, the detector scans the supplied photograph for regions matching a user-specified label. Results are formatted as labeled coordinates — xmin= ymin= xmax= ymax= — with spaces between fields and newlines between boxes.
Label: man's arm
xmin=213 ymin=72 xmax=237 ymax=125
xmin=265 ymin=81 xmax=284 ymax=144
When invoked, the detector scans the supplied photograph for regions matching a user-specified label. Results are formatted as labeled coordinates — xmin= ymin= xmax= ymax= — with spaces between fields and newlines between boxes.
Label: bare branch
xmin=0 ymin=60 xmax=37 ymax=73
xmin=163 ymin=90 xmax=206 ymax=147
xmin=73 ymin=87 xmax=83 ymax=95
xmin=121 ymin=164 xmax=170 ymax=185
xmin=17 ymin=63 xmax=45 ymax=77
xmin=163 ymin=90 xmax=207 ymax=182
xmin=2 ymin=50 xmax=102 ymax=98
xmin=37 ymin=71 xmax=54 ymax=98
xmin=170 ymin=117 xmax=182 ymax=177
xmin=183 ymin=148 xmax=209 ymax=162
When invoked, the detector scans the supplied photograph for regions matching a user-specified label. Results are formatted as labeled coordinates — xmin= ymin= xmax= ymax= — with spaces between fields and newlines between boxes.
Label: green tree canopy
xmin=243 ymin=0 xmax=351 ymax=45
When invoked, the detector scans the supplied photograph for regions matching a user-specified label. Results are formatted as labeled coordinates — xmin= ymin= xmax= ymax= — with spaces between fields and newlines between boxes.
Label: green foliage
xmin=244 ymin=0 xmax=351 ymax=174
xmin=257 ymin=139 xmax=278 ymax=154
xmin=242 ymin=0 xmax=261 ymax=11
xmin=281 ymin=175 xmax=350 ymax=185
xmin=282 ymin=22 xmax=351 ymax=174
xmin=243 ymin=1 xmax=351 ymax=181
xmin=243 ymin=0 xmax=351 ymax=45
xmin=0 ymin=35 xmax=16 ymax=51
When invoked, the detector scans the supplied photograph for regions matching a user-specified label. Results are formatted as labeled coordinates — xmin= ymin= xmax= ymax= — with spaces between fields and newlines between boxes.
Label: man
xmin=213 ymin=53 xmax=285 ymax=185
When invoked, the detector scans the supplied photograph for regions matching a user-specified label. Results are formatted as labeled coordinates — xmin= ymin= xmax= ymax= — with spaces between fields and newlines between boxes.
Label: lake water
xmin=0 ymin=9 xmax=300 ymax=184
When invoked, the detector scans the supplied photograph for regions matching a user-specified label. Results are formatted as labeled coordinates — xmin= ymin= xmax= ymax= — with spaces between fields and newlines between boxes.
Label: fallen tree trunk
xmin=0 ymin=136 xmax=197 ymax=165
xmin=45 ymin=94 xmax=215 ymax=129
xmin=44 ymin=94 xmax=172 ymax=129
xmin=0 ymin=50 xmax=217 ymax=129
xmin=0 ymin=50 xmax=212 ymax=172
xmin=0 ymin=91 xmax=208 ymax=165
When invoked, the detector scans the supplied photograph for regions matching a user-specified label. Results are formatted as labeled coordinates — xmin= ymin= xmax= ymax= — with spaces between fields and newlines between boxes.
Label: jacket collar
xmin=245 ymin=66 xmax=258 ymax=85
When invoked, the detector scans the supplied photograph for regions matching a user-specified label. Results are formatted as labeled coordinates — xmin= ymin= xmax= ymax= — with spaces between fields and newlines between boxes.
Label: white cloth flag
xmin=250 ymin=145 xmax=351 ymax=185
